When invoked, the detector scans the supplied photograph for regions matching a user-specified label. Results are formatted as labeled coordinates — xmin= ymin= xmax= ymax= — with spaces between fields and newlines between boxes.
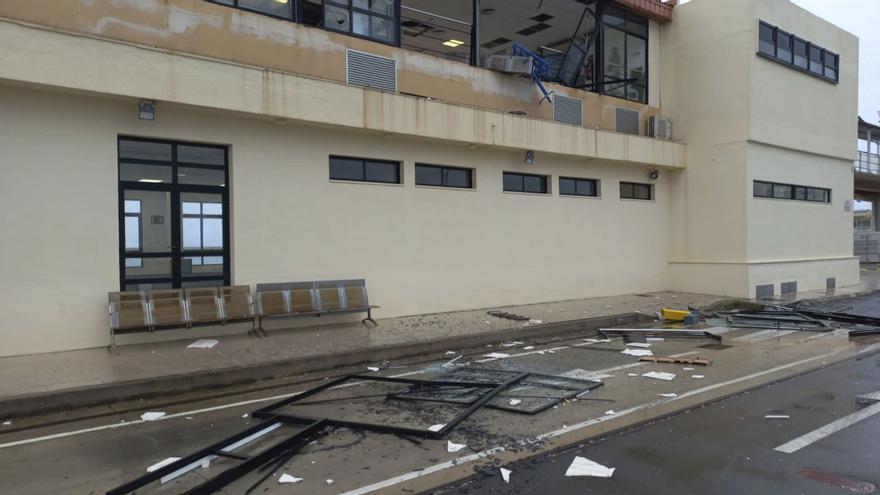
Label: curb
xmin=0 ymin=312 xmax=652 ymax=418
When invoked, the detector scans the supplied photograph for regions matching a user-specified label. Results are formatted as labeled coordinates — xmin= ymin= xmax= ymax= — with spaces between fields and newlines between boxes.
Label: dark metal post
xmin=470 ymin=0 xmax=480 ymax=66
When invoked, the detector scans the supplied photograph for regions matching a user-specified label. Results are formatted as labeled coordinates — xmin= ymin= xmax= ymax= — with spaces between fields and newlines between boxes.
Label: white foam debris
xmin=325 ymin=479 xmax=334 ymax=485
xmin=764 ymin=415 xmax=790 ymax=420
xmin=445 ymin=351 xmax=457 ymax=355
xmin=523 ymin=346 xmax=535 ymax=350
xmin=366 ymin=366 xmax=380 ymax=372
xmin=508 ymin=399 xmax=523 ymax=406
xmin=428 ymin=424 xmax=446 ymax=432
xmin=626 ymin=342 xmax=652 ymax=348
xmin=564 ymin=456 xmax=615 ymax=478
xmin=146 ymin=457 xmax=181 ymax=472
xmin=528 ymin=319 xmax=543 ymax=324
xmin=447 ymin=441 xmax=466 ymax=453
xmin=500 ymin=468 xmax=512 ymax=483
xmin=187 ymin=339 xmax=218 ymax=349
xmin=658 ymin=393 xmax=678 ymax=398
xmin=682 ymin=367 xmax=695 ymax=371
xmin=1 ymin=420 xmax=10 ymax=426
xmin=692 ymin=375 xmax=705 ymax=379
xmin=621 ymin=349 xmax=653 ymax=357
xmin=583 ymin=338 xmax=611 ymax=344
xmin=140 ymin=412 xmax=166 ymax=421
xmin=642 ymin=371 xmax=676 ymax=381
xmin=605 ymin=410 xmax=616 ymax=415
xmin=483 ymin=352 xmax=510 ymax=359
xmin=242 ymin=413 xmax=249 ymax=418
xmin=278 ymin=473 xmax=303 ymax=484
xmin=501 ymin=341 xmax=525 ymax=347
xmin=646 ymin=337 xmax=665 ymax=342
xmin=628 ymin=373 xmax=639 ymax=377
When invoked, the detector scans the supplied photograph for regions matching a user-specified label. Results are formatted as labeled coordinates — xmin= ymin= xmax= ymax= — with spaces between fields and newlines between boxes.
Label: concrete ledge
xmin=0 ymin=312 xmax=651 ymax=418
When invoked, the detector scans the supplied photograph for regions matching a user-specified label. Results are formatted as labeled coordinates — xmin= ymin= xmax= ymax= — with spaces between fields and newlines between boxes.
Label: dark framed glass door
xmin=118 ymin=137 xmax=230 ymax=291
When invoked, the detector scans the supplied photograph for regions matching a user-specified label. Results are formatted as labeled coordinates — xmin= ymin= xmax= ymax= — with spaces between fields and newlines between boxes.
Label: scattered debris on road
xmin=642 ymin=371 xmax=676 ymax=381
xmin=639 ymin=356 xmax=711 ymax=366
xmin=140 ymin=412 xmax=166 ymax=422
xmin=447 ymin=441 xmax=466 ymax=453
xmin=500 ymin=468 xmax=512 ymax=483
xmin=565 ymin=456 xmax=616 ymax=478
xmin=764 ymin=414 xmax=790 ymax=420
xmin=186 ymin=339 xmax=218 ymax=349
xmin=278 ymin=473 xmax=303 ymax=484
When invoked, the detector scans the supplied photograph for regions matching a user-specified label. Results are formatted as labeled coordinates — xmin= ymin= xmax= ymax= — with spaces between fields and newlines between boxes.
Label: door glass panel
xmin=120 ymin=162 xmax=173 ymax=183
xmin=124 ymin=190 xmax=171 ymax=253
xmin=182 ymin=257 xmax=225 ymax=277
xmin=178 ymin=145 xmax=226 ymax=166
xmin=119 ymin=140 xmax=172 ymax=161
xmin=181 ymin=192 xmax=225 ymax=253
xmin=124 ymin=257 xmax=172 ymax=279
xmin=178 ymin=167 xmax=226 ymax=187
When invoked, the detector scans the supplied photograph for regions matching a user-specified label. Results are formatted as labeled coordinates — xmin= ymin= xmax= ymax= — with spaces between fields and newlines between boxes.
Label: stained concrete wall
xmin=0 ymin=83 xmax=671 ymax=357
xmin=0 ymin=0 xmax=660 ymax=133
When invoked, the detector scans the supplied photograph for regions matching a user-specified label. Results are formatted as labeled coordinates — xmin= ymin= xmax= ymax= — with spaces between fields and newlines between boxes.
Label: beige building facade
xmin=0 ymin=0 xmax=860 ymax=356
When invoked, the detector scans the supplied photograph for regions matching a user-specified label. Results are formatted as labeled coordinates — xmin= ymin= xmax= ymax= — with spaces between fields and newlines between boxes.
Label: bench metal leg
xmin=109 ymin=328 xmax=119 ymax=355
xmin=248 ymin=317 xmax=269 ymax=338
xmin=362 ymin=309 xmax=377 ymax=326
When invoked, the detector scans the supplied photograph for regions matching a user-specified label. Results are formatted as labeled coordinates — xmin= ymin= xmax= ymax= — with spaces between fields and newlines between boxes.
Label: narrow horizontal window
xmin=620 ymin=181 xmax=652 ymax=200
xmin=415 ymin=164 xmax=473 ymax=189
xmin=329 ymin=156 xmax=401 ymax=184
xmin=559 ymin=177 xmax=599 ymax=197
xmin=757 ymin=21 xmax=839 ymax=83
xmin=753 ymin=180 xmax=830 ymax=203
xmin=503 ymin=172 xmax=548 ymax=194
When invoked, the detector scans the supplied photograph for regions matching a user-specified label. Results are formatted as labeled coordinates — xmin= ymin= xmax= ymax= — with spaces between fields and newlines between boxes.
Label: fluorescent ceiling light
xmin=138 ymin=179 xmax=164 ymax=183
xmin=442 ymin=39 xmax=464 ymax=48
xmin=275 ymin=0 xmax=289 ymax=3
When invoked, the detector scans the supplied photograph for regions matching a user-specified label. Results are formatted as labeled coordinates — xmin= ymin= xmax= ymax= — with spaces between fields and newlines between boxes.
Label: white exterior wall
xmin=0 ymin=84 xmax=670 ymax=356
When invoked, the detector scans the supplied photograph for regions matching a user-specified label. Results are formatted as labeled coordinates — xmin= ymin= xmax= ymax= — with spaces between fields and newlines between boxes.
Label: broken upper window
xmin=601 ymin=5 xmax=648 ymax=104
xmin=324 ymin=0 xmax=399 ymax=45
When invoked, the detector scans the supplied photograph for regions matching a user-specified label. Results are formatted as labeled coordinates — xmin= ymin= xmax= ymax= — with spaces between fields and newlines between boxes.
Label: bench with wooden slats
xmin=107 ymin=285 xmax=256 ymax=353
xmin=254 ymin=279 xmax=378 ymax=335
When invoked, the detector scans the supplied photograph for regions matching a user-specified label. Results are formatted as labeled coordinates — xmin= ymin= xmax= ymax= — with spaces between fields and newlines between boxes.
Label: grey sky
xmin=788 ymin=0 xmax=879 ymax=124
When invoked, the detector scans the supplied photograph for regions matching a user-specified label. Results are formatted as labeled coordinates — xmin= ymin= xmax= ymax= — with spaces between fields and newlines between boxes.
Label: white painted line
xmin=344 ymin=345 xmax=874 ymax=495
xmin=732 ymin=330 xmax=795 ymax=343
xmin=338 ymin=447 xmax=506 ymax=495
xmin=774 ymin=399 xmax=880 ymax=454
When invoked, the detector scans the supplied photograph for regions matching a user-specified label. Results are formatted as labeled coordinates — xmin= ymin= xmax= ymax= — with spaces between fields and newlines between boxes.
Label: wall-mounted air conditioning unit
xmin=648 ymin=115 xmax=672 ymax=140
xmin=485 ymin=55 xmax=534 ymax=76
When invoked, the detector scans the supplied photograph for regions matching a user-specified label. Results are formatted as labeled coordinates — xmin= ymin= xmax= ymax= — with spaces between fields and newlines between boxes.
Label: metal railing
xmin=854 ymin=151 xmax=880 ymax=174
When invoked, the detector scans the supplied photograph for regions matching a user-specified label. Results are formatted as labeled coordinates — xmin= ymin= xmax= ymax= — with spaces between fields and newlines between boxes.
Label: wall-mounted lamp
xmin=524 ymin=150 xmax=535 ymax=165
xmin=138 ymin=100 xmax=156 ymax=121
xmin=649 ymin=169 xmax=660 ymax=180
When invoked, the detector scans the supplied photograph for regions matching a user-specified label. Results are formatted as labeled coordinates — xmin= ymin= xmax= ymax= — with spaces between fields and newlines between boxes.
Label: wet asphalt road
xmin=442 ymin=350 xmax=880 ymax=495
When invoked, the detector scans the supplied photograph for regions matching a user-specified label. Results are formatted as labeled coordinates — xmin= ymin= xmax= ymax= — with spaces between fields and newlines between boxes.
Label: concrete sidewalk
xmin=2 ymin=270 xmax=878 ymax=418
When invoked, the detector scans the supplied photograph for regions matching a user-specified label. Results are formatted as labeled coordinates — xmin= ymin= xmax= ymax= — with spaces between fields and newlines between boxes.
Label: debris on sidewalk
xmin=428 ymin=424 xmax=446 ymax=432
xmin=692 ymin=375 xmax=705 ymax=379
xmin=447 ymin=441 xmax=466 ymax=453
xmin=639 ymin=356 xmax=711 ymax=366
xmin=605 ymin=410 xmax=616 ymax=415
xmin=661 ymin=308 xmax=694 ymax=322
xmin=642 ymin=371 xmax=676 ymax=381
xmin=500 ymin=468 xmax=512 ymax=483
xmin=626 ymin=342 xmax=652 ymax=348
xmin=621 ymin=348 xmax=653 ymax=357
xmin=186 ymin=339 xmax=218 ymax=349
xmin=500 ymin=341 xmax=525 ymax=347
xmin=658 ymin=393 xmax=678 ymax=398
xmin=325 ymin=479 xmax=334 ymax=485
xmin=523 ymin=346 xmax=536 ymax=350
xmin=564 ymin=456 xmax=615 ymax=478
xmin=764 ymin=414 xmax=790 ymax=420
xmin=487 ymin=310 xmax=529 ymax=321
xmin=140 ymin=412 xmax=166 ymax=421
xmin=1 ymin=420 xmax=10 ymax=426
xmin=366 ymin=366 xmax=380 ymax=372
xmin=483 ymin=352 xmax=511 ymax=359
xmin=445 ymin=351 xmax=458 ymax=355
xmin=508 ymin=399 xmax=522 ymax=406
xmin=278 ymin=473 xmax=303 ymax=484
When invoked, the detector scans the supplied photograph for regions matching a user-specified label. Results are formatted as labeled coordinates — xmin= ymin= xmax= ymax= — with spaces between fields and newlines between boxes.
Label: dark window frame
xmin=619 ymin=181 xmax=653 ymax=201
xmin=329 ymin=155 xmax=402 ymax=184
xmin=207 ymin=0 xmax=298 ymax=22
xmin=559 ymin=176 xmax=600 ymax=197
xmin=414 ymin=163 xmax=474 ymax=189
xmin=503 ymin=172 xmax=550 ymax=195
xmin=599 ymin=4 xmax=649 ymax=104
xmin=756 ymin=20 xmax=839 ymax=83
xmin=753 ymin=180 xmax=831 ymax=204
xmin=118 ymin=136 xmax=231 ymax=290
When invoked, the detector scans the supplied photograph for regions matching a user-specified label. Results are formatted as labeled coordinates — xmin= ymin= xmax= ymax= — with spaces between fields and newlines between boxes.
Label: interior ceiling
xmin=400 ymin=0 xmax=590 ymax=62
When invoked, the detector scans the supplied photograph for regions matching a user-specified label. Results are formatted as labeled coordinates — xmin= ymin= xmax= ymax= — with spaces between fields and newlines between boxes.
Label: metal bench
xmin=254 ymin=279 xmax=378 ymax=336
xmin=107 ymin=285 xmax=256 ymax=353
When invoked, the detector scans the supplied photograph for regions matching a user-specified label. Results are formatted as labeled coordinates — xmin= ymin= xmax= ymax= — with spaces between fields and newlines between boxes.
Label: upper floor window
xmin=211 ymin=0 xmax=295 ymax=21
xmin=757 ymin=21 xmax=839 ymax=83
xmin=324 ymin=0 xmax=399 ymax=45
xmin=601 ymin=5 xmax=648 ymax=103
xmin=330 ymin=156 xmax=401 ymax=184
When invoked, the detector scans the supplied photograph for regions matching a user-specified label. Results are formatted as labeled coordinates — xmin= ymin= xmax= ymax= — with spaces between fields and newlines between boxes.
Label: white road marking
xmin=732 ymin=330 xmax=796 ymax=343
xmin=341 ymin=344 xmax=880 ymax=495
xmin=774 ymin=397 xmax=880 ymax=454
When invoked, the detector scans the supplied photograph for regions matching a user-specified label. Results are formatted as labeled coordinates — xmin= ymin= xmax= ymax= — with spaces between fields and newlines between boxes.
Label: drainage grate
xmin=346 ymin=49 xmax=397 ymax=93
xmin=553 ymin=95 xmax=583 ymax=126
xmin=615 ymin=107 xmax=640 ymax=135
xmin=755 ymin=284 xmax=774 ymax=299
xmin=826 ymin=277 xmax=836 ymax=290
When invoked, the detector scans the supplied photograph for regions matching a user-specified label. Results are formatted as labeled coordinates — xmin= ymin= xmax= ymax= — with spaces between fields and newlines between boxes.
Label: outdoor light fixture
xmin=524 ymin=150 xmax=535 ymax=165
xmin=442 ymin=39 xmax=464 ymax=48
xmin=138 ymin=100 xmax=156 ymax=121
xmin=649 ymin=169 xmax=660 ymax=180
